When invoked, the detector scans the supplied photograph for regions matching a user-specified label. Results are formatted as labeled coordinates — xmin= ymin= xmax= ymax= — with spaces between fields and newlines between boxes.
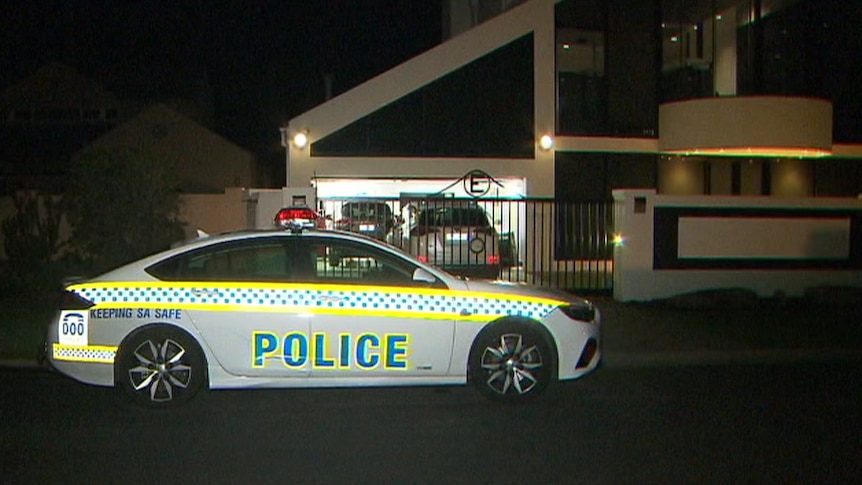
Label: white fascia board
xmin=287 ymin=0 xmax=555 ymax=141
xmin=555 ymin=136 xmax=660 ymax=154
xmin=299 ymin=156 xmax=542 ymax=179
xmin=832 ymin=143 xmax=862 ymax=158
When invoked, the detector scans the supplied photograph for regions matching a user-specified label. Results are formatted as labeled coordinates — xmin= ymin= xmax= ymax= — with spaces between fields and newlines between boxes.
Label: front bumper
xmin=545 ymin=307 xmax=602 ymax=381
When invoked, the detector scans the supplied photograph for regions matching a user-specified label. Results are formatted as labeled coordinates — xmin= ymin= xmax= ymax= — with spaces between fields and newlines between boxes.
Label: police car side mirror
xmin=412 ymin=268 xmax=436 ymax=284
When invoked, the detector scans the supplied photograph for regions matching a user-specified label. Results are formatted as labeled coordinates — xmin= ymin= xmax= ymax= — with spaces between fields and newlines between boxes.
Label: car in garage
xmin=46 ymin=223 xmax=601 ymax=408
xmin=329 ymin=200 xmax=401 ymax=266
xmin=407 ymin=203 xmax=502 ymax=279
xmin=334 ymin=200 xmax=399 ymax=241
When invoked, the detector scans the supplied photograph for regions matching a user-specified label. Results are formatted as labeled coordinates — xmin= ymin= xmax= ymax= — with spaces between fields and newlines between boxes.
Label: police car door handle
xmin=191 ymin=288 xmax=217 ymax=297
xmin=459 ymin=308 xmax=472 ymax=317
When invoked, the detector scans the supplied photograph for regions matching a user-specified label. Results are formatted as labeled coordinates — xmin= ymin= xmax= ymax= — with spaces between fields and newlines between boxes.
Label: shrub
xmin=1 ymin=192 xmax=67 ymax=294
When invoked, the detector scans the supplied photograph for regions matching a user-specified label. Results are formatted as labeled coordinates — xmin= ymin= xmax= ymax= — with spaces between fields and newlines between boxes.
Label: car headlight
xmin=558 ymin=301 xmax=596 ymax=322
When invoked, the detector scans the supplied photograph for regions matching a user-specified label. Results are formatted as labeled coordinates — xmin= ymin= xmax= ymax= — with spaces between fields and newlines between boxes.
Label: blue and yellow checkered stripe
xmin=69 ymin=282 xmax=562 ymax=321
xmin=53 ymin=343 xmax=117 ymax=363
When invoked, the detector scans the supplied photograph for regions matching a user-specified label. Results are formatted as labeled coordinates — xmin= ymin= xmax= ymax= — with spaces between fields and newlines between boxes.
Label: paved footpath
xmin=593 ymin=294 xmax=862 ymax=368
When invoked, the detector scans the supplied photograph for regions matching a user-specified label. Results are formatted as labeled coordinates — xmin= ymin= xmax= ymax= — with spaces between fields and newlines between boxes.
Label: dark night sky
xmin=0 ymin=0 xmax=443 ymax=147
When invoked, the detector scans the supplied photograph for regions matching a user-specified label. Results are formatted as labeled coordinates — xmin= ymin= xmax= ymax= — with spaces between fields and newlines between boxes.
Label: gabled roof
xmin=79 ymin=103 xmax=255 ymax=192
xmin=287 ymin=0 xmax=556 ymax=143
xmin=0 ymin=62 xmax=120 ymax=110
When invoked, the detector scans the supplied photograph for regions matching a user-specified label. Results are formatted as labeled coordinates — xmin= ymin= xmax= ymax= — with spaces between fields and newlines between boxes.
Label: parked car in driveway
xmin=335 ymin=200 xmax=399 ymax=241
xmin=407 ymin=203 xmax=501 ymax=279
xmin=45 ymin=223 xmax=601 ymax=408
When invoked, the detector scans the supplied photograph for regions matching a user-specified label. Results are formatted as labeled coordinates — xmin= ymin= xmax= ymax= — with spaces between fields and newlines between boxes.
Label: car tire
xmin=469 ymin=320 xmax=553 ymax=401
xmin=115 ymin=325 xmax=207 ymax=408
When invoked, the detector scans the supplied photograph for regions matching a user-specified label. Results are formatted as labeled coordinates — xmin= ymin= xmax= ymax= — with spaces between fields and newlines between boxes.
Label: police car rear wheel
xmin=470 ymin=323 xmax=552 ymax=401
xmin=116 ymin=325 xmax=207 ymax=407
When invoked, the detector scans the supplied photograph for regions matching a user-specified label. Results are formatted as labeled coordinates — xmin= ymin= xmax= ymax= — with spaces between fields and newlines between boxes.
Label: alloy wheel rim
xmin=480 ymin=333 xmax=543 ymax=395
xmin=128 ymin=338 xmax=192 ymax=402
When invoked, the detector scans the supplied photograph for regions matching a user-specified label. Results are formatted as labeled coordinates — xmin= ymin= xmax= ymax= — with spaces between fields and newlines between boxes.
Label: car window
xmin=343 ymin=202 xmax=391 ymax=220
xmin=147 ymin=235 xmax=445 ymax=287
xmin=416 ymin=207 xmax=491 ymax=227
xmin=296 ymin=237 xmax=434 ymax=287
xmin=147 ymin=238 xmax=294 ymax=282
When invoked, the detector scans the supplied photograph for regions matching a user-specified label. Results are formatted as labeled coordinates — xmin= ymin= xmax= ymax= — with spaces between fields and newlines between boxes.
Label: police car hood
xmin=461 ymin=279 xmax=587 ymax=305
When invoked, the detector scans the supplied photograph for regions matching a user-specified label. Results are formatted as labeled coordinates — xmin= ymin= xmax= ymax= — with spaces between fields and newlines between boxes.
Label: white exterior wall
xmin=178 ymin=187 xmax=252 ymax=238
xmin=613 ymin=189 xmax=862 ymax=301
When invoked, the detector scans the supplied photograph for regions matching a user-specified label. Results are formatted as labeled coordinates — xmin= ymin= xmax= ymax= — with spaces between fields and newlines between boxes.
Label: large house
xmin=281 ymin=0 xmax=862 ymax=203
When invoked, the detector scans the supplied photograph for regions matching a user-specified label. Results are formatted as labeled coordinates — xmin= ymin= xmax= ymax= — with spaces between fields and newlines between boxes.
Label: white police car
xmin=47 ymin=226 xmax=601 ymax=407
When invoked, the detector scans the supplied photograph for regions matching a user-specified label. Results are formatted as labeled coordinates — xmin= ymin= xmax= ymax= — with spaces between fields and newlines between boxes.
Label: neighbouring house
xmin=76 ymin=103 xmax=257 ymax=194
xmin=1 ymin=66 xmax=262 ymax=259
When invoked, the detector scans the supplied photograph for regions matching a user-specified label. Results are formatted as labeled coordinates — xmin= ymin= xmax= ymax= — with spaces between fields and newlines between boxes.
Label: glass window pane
xmin=312 ymin=35 xmax=534 ymax=158
xmin=299 ymin=238 xmax=423 ymax=287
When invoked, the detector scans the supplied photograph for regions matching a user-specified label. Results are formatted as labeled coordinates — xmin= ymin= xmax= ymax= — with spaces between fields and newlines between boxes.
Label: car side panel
xmin=187 ymin=309 xmax=310 ymax=378
xmin=309 ymin=314 xmax=455 ymax=378
xmin=48 ymin=306 xmax=203 ymax=387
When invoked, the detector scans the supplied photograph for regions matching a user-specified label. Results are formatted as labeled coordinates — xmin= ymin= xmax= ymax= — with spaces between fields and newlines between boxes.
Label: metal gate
xmin=317 ymin=196 xmax=613 ymax=292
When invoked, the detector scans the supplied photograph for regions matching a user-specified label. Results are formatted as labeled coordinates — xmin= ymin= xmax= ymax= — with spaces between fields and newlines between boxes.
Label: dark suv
xmin=335 ymin=201 xmax=397 ymax=241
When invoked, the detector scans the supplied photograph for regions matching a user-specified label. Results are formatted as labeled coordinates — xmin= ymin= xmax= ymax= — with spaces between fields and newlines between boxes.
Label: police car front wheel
xmin=469 ymin=322 xmax=553 ymax=401
xmin=115 ymin=325 xmax=207 ymax=407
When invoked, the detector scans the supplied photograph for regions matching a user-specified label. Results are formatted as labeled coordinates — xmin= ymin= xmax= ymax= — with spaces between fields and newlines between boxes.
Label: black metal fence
xmin=317 ymin=197 xmax=614 ymax=292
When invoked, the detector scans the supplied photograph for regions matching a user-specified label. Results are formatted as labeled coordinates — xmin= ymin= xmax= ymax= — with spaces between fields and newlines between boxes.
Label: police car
xmin=47 ymin=221 xmax=601 ymax=407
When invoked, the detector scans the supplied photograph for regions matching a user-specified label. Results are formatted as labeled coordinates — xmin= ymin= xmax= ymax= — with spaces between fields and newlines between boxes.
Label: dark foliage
xmin=63 ymin=147 xmax=184 ymax=274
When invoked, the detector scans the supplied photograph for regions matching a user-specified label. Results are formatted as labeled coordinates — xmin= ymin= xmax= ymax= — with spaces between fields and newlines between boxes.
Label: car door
xmin=298 ymin=236 xmax=456 ymax=378
xmin=153 ymin=237 xmax=311 ymax=378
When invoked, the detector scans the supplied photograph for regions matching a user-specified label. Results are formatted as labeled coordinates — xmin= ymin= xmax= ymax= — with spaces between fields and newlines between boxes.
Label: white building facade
xmin=281 ymin=0 xmax=862 ymax=203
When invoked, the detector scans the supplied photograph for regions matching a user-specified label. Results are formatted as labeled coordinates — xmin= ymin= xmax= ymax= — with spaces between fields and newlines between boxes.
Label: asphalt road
xmin=2 ymin=360 xmax=860 ymax=484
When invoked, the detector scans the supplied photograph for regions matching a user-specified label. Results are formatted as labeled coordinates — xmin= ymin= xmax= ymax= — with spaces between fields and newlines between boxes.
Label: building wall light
xmin=292 ymin=131 xmax=309 ymax=149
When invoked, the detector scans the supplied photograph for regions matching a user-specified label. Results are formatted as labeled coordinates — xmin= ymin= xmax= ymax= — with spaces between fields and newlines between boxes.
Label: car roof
xmin=88 ymin=228 xmax=441 ymax=282
xmin=415 ymin=206 xmax=490 ymax=226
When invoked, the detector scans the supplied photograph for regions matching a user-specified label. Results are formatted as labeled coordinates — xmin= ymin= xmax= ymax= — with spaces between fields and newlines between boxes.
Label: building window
xmin=556 ymin=0 xmax=658 ymax=137
xmin=311 ymin=34 xmax=534 ymax=159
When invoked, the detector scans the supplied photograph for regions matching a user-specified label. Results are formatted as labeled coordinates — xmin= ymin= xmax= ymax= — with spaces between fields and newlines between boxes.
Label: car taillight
xmin=59 ymin=290 xmax=94 ymax=310
xmin=487 ymin=255 xmax=501 ymax=265
xmin=417 ymin=255 xmax=429 ymax=263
